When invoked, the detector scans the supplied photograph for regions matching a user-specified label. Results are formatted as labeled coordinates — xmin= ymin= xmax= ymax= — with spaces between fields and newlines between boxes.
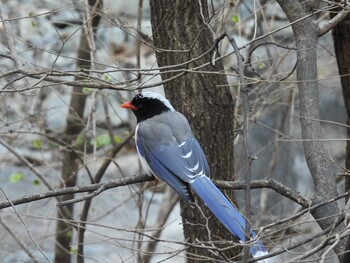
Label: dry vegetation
xmin=0 ymin=0 xmax=350 ymax=262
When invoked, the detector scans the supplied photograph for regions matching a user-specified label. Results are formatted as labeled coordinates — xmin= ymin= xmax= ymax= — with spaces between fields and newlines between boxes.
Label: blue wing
xmin=139 ymin=140 xmax=194 ymax=202
xmin=136 ymin=121 xmax=209 ymax=202
xmin=147 ymin=136 xmax=210 ymax=182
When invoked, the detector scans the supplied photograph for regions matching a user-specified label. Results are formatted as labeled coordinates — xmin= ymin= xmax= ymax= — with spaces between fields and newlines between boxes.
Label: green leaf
xmin=76 ymin=134 xmax=84 ymax=146
xmin=114 ymin=135 xmax=122 ymax=143
xmin=31 ymin=20 xmax=37 ymax=27
xmin=66 ymin=230 xmax=72 ymax=238
xmin=103 ymin=74 xmax=110 ymax=81
xmin=70 ymin=247 xmax=77 ymax=254
xmin=258 ymin=62 xmax=266 ymax=69
xmin=91 ymin=134 xmax=111 ymax=148
xmin=9 ymin=172 xmax=24 ymax=183
xmin=33 ymin=179 xmax=41 ymax=186
xmin=32 ymin=139 xmax=42 ymax=150
xmin=82 ymin=87 xmax=92 ymax=95
xmin=231 ymin=15 xmax=239 ymax=23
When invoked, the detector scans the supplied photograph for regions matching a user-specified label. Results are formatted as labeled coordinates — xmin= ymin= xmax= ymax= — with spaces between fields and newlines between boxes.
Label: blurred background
xmin=0 ymin=0 xmax=347 ymax=262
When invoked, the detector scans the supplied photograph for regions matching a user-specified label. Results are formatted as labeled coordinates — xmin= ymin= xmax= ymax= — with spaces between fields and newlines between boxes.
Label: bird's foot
xmin=152 ymin=178 xmax=159 ymax=186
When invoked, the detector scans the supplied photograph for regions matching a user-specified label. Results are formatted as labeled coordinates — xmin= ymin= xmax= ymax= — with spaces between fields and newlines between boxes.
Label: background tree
xmin=276 ymin=0 xmax=347 ymax=258
xmin=149 ymin=0 xmax=239 ymax=261
xmin=331 ymin=2 xmax=350 ymax=261
xmin=54 ymin=1 xmax=102 ymax=262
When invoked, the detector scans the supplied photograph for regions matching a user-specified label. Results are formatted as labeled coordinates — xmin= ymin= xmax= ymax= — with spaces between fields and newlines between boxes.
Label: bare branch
xmin=57 ymin=184 xmax=105 ymax=207
xmin=319 ymin=1 xmax=350 ymax=37
xmin=0 ymin=216 xmax=41 ymax=263
xmin=225 ymin=29 xmax=252 ymax=262
xmin=0 ymin=138 xmax=54 ymax=191
xmin=215 ymin=177 xmax=311 ymax=208
xmin=0 ymin=174 xmax=152 ymax=208
xmin=141 ymin=187 xmax=180 ymax=262
xmin=0 ymin=175 xmax=310 ymax=210
xmin=0 ymin=0 xmax=25 ymax=68
xmin=0 ymin=187 xmax=52 ymax=262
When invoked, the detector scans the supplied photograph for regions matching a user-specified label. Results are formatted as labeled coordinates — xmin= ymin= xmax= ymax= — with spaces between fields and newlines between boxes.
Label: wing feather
xmin=135 ymin=112 xmax=210 ymax=203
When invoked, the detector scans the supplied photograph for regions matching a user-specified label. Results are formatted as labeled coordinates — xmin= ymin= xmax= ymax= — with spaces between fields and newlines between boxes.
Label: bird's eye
xmin=137 ymin=104 xmax=143 ymax=109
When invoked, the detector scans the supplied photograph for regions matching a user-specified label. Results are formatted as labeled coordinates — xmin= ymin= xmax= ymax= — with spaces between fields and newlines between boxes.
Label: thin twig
xmin=76 ymin=129 xmax=134 ymax=263
xmin=141 ymin=187 xmax=179 ymax=262
xmin=57 ymin=184 xmax=105 ymax=207
xmin=215 ymin=177 xmax=311 ymax=208
xmin=0 ymin=216 xmax=41 ymax=263
xmin=248 ymin=215 xmax=347 ymax=263
xmin=0 ymin=1 xmax=25 ymax=68
xmin=225 ymin=29 xmax=252 ymax=262
xmin=0 ymin=187 xmax=52 ymax=262
xmin=136 ymin=0 xmax=143 ymax=72
xmin=0 ymin=4 xmax=335 ymax=94
xmin=318 ymin=1 xmax=350 ymax=36
xmin=0 ymin=138 xmax=54 ymax=191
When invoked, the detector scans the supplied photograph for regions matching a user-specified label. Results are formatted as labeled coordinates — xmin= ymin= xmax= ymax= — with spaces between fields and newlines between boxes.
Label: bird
xmin=121 ymin=92 xmax=268 ymax=260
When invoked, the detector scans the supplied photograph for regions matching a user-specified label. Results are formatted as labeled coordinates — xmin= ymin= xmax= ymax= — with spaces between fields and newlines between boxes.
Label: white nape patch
xmin=141 ymin=92 xmax=175 ymax=112
xmin=181 ymin=150 xmax=192 ymax=159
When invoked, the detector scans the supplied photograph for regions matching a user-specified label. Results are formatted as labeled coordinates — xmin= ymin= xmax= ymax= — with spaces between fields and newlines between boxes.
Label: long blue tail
xmin=191 ymin=175 xmax=268 ymax=259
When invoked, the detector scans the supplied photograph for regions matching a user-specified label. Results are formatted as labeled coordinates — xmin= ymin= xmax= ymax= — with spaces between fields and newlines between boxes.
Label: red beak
xmin=120 ymin=101 xmax=137 ymax=110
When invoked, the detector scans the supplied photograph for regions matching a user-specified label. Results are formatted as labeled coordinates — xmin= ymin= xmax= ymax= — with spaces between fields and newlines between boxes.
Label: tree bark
xmin=276 ymin=0 xmax=346 ymax=260
xmin=331 ymin=5 xmax=350 ymax=203
xmin=331 ymin=5 xmax=350 ymax=263
xmin=150 ymin=1 xmax=240 ymax=261
xmin=54 ymin=1 xmax=102 ymax=262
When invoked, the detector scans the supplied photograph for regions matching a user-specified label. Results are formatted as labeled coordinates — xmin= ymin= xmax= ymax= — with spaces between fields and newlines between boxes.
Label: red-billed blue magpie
xmin=121 ymin=92 xmax=268 ymax=260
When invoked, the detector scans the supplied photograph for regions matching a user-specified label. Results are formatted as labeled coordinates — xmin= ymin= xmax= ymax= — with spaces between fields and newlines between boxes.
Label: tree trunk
xmin=331 ymin=7 xmax=350 ymax=203
xmin=331 ymin=7 xmax=350 ymax=263
xmin=150 ymin=1 xmax=240 ymax=261
xmin=276 ymin=0 xmax=346 ymax=260
xmin=54 ymin=1 xmax=102 ymax=262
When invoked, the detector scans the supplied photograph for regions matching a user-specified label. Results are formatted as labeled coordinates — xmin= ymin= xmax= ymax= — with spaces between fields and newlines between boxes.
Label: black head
xmin=121 ymin=92 xmax=174 ymax=123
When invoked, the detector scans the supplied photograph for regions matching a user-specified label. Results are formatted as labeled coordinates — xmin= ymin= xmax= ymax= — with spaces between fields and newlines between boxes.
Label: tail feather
xmin=191 ymin=175 xmax=268 ymax=259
